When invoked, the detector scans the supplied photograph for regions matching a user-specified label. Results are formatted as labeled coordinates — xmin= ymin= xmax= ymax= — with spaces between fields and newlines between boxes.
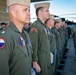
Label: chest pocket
xmin=21 ymin=32 xmax=32 ymax=57
xmin=42 ymin=27 xmax=48 ymax=38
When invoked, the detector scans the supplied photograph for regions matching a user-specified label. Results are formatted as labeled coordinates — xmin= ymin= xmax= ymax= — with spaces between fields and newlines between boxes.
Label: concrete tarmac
xmin=63 ymin=37 xmax=76 ymax=75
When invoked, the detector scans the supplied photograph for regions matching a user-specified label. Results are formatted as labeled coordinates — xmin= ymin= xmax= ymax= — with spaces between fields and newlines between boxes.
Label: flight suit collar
xmin=9 ymin=21 xmax=24 ymax=33
xmin=37 ymin=18 xmax=46 ymax=26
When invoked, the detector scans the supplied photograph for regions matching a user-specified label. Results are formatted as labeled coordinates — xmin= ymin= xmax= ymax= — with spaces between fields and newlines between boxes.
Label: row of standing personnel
xmin=0 ymin=0 xmax=71 ymax=75
xmin=28 ymin=10 xmax=70 ymax=75
xmin=28 ymin=3 xmax=70 ymax=75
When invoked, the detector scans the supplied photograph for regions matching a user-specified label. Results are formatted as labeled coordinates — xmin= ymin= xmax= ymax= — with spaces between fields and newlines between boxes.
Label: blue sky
xmin=30 ymin=0 xmax=76 ymax=22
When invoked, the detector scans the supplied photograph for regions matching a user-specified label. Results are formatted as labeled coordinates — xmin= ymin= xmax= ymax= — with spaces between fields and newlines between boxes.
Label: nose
xmin=27 ymin=10 xmax=30 ymax=16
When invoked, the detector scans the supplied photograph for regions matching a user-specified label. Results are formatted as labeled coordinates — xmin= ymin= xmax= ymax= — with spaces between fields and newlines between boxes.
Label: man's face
xmin=57 ymin=22 xmax=61 ymax=28
xmin=15 ymin=5 xmax=30 ymax=24
xmin=41 ymin=8 xmax=50 ymax=21
xmin=48 ymin=19 xmax=54 ymax=27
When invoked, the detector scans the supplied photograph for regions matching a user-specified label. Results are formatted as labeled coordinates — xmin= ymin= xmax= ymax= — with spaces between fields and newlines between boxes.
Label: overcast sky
xmin=30 ymin=0 xmax=76 ymax=23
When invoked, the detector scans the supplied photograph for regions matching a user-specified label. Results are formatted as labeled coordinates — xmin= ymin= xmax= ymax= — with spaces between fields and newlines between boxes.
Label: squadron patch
xmin=43 ymin=28 xmax=47 ymax=35
xmin=18 ymin=37 xmax=26 ymax=47
xmin=0 ymin=38 xmax=5 ymax=49
xmin=30 ymin=28 xmax=37 ymax=32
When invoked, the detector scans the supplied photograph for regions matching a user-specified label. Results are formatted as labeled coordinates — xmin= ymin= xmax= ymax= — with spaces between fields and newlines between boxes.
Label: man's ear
xmin=39 ymin=10 xmax=43 ymax=15
xmin=9 ymin=7 xmax=17 ymax=18
xmin=12 ymin=9 xmax=17 ymax=17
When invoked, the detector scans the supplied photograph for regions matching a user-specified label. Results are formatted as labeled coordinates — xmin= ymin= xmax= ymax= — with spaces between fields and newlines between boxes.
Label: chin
xmin=25 ymin=21 xmax=30 ymax=24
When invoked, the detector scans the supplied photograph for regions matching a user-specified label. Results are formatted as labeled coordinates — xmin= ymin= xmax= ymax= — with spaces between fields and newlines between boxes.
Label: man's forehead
xmin=43 ymin=8 xmax=49 ymax=11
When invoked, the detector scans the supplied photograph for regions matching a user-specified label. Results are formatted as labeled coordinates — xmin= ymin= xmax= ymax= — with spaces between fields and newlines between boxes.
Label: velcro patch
xmin=0 ymin=38 xmax=5 ymax=49
xmin=18 ymin=37 xmax=26 ymax=47
xmin=30 ymin=28 xmax=37 ymax=32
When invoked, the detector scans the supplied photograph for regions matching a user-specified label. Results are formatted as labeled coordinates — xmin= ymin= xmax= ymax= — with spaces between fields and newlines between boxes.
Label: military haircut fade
xmin=36 ymin=7 xmax=44 ymax=16
xmin=45 ymin=18 xmax=50 ymax=24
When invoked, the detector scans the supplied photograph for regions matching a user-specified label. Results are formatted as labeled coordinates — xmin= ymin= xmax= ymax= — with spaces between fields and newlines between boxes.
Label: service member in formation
xmin=45 ymin=14 xmax=57 ymax=75
xmin=0 ymin=0 xmax=32 ymax=75
xmin=29 ymin=2 xmax=51 ymax=75
xmin=51 ymin=18 xmax=62 ymax=73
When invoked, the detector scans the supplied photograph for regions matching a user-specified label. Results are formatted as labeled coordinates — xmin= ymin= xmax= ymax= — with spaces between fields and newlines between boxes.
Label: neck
xmin=48 ymin=26 xmax=52 ymax=29
xmin=10 ymin=19 xmax=24 ymax=33
xmin=47 ymin=24 xmax=52 ymax=29
xmin=38 ymin=17 xmax=45 ymax=23
xmin=55 ymin=25 xmax=58 ymax=29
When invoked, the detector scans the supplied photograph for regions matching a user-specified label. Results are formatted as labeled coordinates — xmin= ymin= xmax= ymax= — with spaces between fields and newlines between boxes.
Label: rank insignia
xmin=18 ymin=37 xmax=26 ymax=47
xmin=0 ymin=38 xmax=5 ymax=49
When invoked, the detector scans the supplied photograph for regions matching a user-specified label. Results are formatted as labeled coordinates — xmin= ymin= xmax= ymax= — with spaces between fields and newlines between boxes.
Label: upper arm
xmin=29 ymin=26 xmax=39 ymax=61
xmin=0 ymin=33 xmax=13 ymax=75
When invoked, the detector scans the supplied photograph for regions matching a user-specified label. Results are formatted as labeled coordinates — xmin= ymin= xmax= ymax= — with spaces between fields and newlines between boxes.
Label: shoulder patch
xmin=0 ymin=38 xmax=5 ymax=49
xmin=18 ymin=36 xmax=26 ymax=47
xmin=30 ymin=28 xmax=38 ymax=32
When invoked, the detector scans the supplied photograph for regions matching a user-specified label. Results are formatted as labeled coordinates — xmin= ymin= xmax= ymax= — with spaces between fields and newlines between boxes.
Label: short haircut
xmin=54 ymin=21 xmax=59 ymax=25
xmin=45 ymin=18 xmax=50 ymax=24
xmin=36 ymin=7 xmax=44 ymax=16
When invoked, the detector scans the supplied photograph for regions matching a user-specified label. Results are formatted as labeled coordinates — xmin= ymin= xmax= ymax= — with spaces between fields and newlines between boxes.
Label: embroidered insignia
xmin=30 ymin=28 xmax=37 ymax=32
xmin=0 ymin=38 xmax=5 ymax=49
xmin=18 ymin=37 xmax=25 ymax=47
xmin=43 ymin=28 xmax=47 ymax=35
xmin=26 ymin=39 xmax=32 ymax=49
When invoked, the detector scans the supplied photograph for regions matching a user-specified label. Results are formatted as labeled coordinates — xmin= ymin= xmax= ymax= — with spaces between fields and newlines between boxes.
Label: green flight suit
xmin=63 ymin=27 xmax=66 ymax=45
xmin=67 ymin=26 xmax=71 ymax=38
xmin=0 ymin=22 xmax=32 ymax=75
xmin=72 ymin=26 xmax=76 ymax=54
xmin=47 ymin=27 xmax=57 ymax=75
xmin=29 ymin=18 xmax=51 ymax=75
xmin=58 ymin=26 xmax=65 ymax=57
xmin=51 ymin=27 xmax=62 ymax=67
xmin=59 ymin=26 xmax=68 ymax=56
xmin=64 ymin=27 xmax=68 ymax=49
